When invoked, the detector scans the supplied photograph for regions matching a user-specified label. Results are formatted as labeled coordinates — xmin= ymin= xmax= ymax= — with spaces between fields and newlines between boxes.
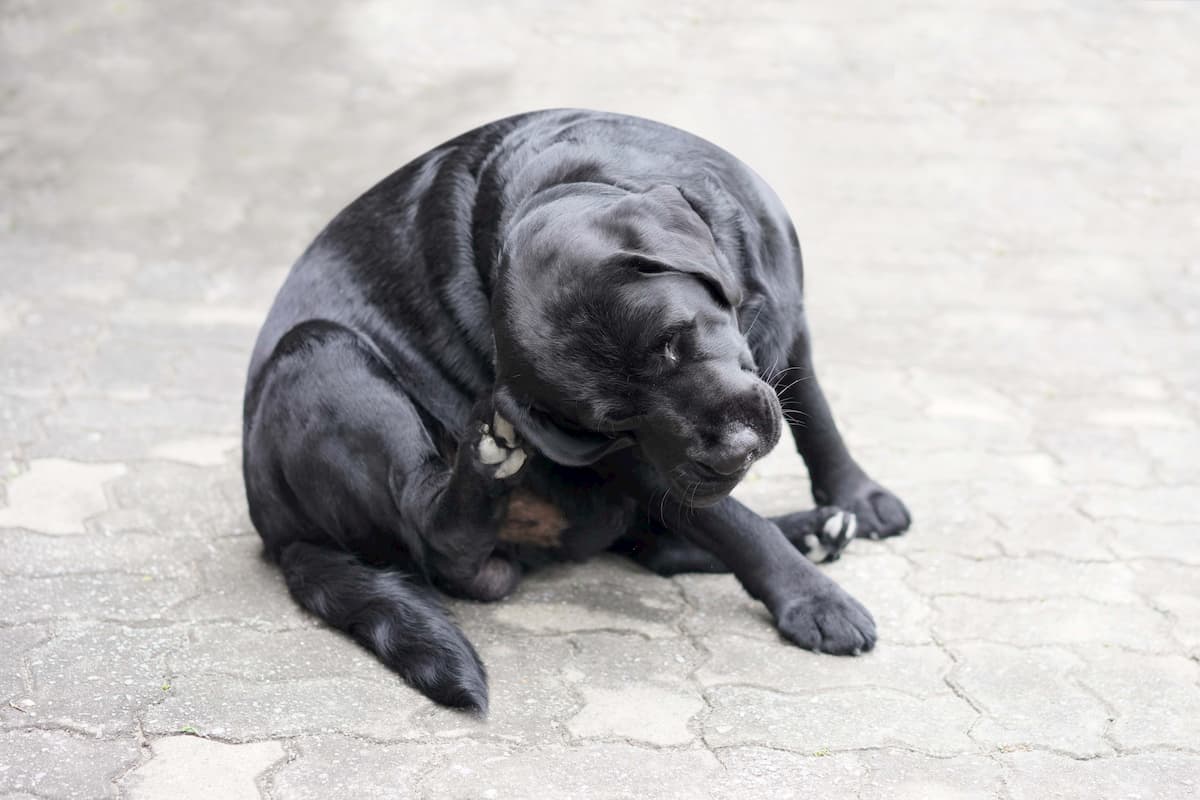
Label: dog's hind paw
xmin=806 ymin=509 xmax=857 ymax=563
xmin=477 ymin=413 xmax=528 ymax=481
xmin=773 ymin=506 xmax=858 ymax=563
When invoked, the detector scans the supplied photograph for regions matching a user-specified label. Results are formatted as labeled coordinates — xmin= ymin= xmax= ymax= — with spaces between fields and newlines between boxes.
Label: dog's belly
xmin=499 ymin=489 xmax=568 ymax=547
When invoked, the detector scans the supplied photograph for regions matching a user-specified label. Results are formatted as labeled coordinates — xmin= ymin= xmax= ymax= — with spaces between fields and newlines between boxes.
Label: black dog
xmin=242 ymin=110 xmax=911 ymax=712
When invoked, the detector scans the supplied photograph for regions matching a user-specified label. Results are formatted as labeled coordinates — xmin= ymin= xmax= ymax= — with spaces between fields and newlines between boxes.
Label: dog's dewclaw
xmin=493 ymin=413 xmax=517 ymax=447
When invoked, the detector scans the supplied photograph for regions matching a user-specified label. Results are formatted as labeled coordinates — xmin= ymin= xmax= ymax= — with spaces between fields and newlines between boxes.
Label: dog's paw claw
xmin=494 ymin=447 xmax=526 ymax=479
xmin=477 ymin=425 xmax=508 ymax=465
xmin=806 ymin=508 xmax=857 ymax=563
xmin=476 ymin=415 xmax=527 ymax=481
xmin=492 ymin=413 xmax=517 ymax=447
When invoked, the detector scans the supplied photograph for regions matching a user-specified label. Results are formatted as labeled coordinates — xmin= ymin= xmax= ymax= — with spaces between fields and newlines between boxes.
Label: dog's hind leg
xmin=772 ymin=507 xmax=858 ymax=563
xmin=244 ymin=322 xmax=528 ymax=709
xmin=246 ymin=321 xmax=526 ymax=601
xmin=611 ymin=507 xmax=857 ymax=574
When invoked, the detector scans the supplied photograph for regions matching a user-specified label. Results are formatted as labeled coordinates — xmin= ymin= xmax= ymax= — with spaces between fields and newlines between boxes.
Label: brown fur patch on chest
xmin=499 ymin=488 xmax=569 ymax=547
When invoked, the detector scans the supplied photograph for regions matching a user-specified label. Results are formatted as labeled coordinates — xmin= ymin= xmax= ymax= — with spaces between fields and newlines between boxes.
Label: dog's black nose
xmin=697 ymin=427 xmax=760 ymax=476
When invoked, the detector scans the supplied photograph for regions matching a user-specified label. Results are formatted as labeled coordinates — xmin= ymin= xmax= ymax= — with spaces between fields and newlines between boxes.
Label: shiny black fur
xmin=243 ymin=110 xmax=911 ymax=713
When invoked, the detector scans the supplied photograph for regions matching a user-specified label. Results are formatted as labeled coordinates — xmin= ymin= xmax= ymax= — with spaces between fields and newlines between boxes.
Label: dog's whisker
xmin=774 ymin=375 xmax=814 ymax=398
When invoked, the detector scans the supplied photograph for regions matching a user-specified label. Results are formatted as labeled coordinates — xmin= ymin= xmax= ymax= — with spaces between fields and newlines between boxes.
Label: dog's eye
xmin=634 ymin=258 xmax=672 ymax=276
xmin=660 ymin=329 xmax=683 ymax=366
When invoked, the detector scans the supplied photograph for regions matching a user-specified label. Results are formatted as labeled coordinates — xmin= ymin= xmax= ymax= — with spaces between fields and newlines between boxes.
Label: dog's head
xmin=493 ymin=184 xmax=782 ymax=507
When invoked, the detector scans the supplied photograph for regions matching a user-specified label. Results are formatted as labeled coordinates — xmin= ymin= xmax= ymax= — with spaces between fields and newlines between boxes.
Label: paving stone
xmin=853 ymin=750 xmax=1007 ymax=800
xmin=674 ymin=572 xmax=777 ymax=643
xmin=701 ymin=685 xmax=978 ymax=755
xmin=1073 ymin=649 xmax=1200 ymax=751
xmin=269 ymin=736 xmax=451 ymax=800
xmin=948 ymin=643 xmax=1110 ymax=756
xmin=709 ymin=747 xmax=868 ymax=799
xmin=1037 ymin=427 xmax=1157 ymax=487
xmin=909 ymin=553 xmax=1139 ymax=604
xmin=405 ymin=634 xmax=579 ymax=745
xmin=992 ymin=509 xmax=1119 ymax=562
xmin=884 ymin=483 xmax=1006 ymax=559
xmin=3 ymin=0 xmax=1200 ymax=796
xmin=106 ymin=461 xmax=251 ymax=538
xmin=824 ymin=552 xmax=936 ymax=645
xmin=967 ymin=486 xmax=1116 ymax=561
xmin=1004 ymin=750 xmax=1200 ymax=800
xmin=711 ymin=748 xmax=1007 ymax=800
xmin=932 ymin=596 xmax=1179 ymax=653
xmin=1137 ymin=428 xmax=1200 ymax=484
xmin=1076 ymin=485 xmax=1199 ymax=525
xmin=1105 ymin=520 xmax=1200 ymax=566
xmin=473 ymin=558 xmax=686 ymax=640
xmin=146 ymin=434 xmax=240 ymax=467
xmin=166 ymin=624 xmax=389 ymax=683
xmin=17 ymin=624 xmax=185 ymax=736
xmin=34 ymin=395 xmax=239 ymax=461
xmin=416 ymin=740 xmax=721 ymax=800
xmin=120 ymin=735 xmax=284 ymax=800
xmin=697 ymin=637 xmax=952 ymax=698
xmin=143 ymin=674 xmax=424 ymax=741
xmin=0 ymin=729 xmax=142 ymax=800
xmin=0 ymin=458 xmax=125 ymax=534
xmin=172 ymin=536 xmax=315 ymax=629
xmin=0 ymin=626 xmax=48 ymax=708
xmin=566 ymin=685 xmax=704 ymax=746
xmin=80 ymin=336 xmax=185 ymax=399
xmin=0 ymin=571 xmax=200 ymax=624
xmin=1128 ymin=560 xmax=1200 ymax=653
xmin=0 ymin=394 xmax=44 ymax=473
xmin=0 ymin=341 xmax=86 ymax=400
xmin=0 ymin=528 xmax=211 ymax=578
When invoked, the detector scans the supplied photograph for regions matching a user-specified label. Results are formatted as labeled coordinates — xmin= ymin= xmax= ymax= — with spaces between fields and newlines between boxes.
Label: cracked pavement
xmin=1 ymin=1 xmax=1198 ymax=798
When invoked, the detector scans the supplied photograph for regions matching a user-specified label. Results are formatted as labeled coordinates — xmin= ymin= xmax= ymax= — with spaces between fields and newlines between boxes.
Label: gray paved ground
xmin=1 ymin=1 xmax=1198 ymax=798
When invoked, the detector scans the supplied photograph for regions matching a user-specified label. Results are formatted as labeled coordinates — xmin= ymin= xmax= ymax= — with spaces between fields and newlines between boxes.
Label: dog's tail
xmin=277 ymin=541 xmax=488 ymax=712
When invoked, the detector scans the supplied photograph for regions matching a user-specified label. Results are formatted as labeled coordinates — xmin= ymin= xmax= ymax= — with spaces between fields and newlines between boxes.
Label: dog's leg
xmin=611 ymin=506 xmax=857 ymax=574
xmin=661 ymin=494 xmax=875 ymax=653
xmin=609 ymin=519 xmax=729 ymax=575
xmin=777 ymin=324 xmax=912 ymax=540
xmin=245 ymin=323 xmax=535 ymax=710
xmin=602 ymin=454 xmax=873 ymax=652
xmin=410 ymin=401 xmax=532 ymax=600
xmin=248 ymin=323 xmax=524 ymax=604
xmin=773 ymin=507 xmax=858 ymax=562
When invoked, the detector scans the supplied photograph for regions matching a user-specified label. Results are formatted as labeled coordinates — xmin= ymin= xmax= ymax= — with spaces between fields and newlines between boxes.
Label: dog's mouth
xmin=667 ymin=461 xmax=748 ymax=507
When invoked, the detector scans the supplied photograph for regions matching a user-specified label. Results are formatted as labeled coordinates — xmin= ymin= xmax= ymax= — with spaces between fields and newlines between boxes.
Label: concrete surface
xmin=1 ymin=1 xmax=1198 ymax=798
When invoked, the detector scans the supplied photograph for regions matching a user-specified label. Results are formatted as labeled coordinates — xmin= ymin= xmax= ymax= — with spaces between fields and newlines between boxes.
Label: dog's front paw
xmin=775 ymin=585 xmax=876 ymax=655
xmin=476 ymin=412 xmax=528 ymax=481
xmin=817 ymin=479 xmax=910 ymax=540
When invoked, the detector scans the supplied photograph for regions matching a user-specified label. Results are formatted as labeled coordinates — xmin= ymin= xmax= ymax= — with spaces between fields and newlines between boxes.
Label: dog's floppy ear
xmin=626 ymin=185 xmax=743 ymax=308
xmin=494 ymin=385 xmax=634 ymax=467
